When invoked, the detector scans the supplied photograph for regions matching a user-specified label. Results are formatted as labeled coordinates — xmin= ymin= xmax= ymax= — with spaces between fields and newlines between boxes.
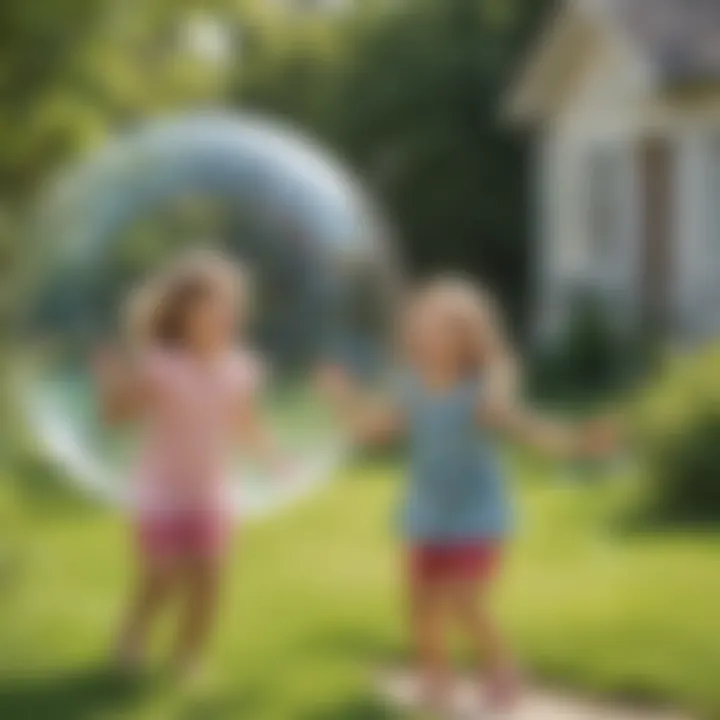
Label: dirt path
xmin=514 ymin=690 xmax=691 ymax=720
xmin=378 ymin=670 xmax=693 ymax=719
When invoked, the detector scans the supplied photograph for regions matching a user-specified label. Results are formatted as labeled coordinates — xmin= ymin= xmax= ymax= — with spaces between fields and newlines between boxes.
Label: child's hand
xmin=576 ymin=416 xmax=621 ymax=459
xmin=269 ymin=453 xmax=295 ymax=482
xmin=315 ymin=363 xmax=356 ymax=407
xmin=92 ymin=345 xmax=142 ymax=424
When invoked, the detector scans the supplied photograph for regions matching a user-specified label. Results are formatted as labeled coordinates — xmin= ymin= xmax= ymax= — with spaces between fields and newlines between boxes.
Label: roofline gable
xmin=504 ymin=0 xmax=651 ymax=123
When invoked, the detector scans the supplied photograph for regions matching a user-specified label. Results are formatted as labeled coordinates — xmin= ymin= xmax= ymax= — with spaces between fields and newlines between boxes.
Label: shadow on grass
xmin=291 ymin=629 xmax=405 ymax=719
xmin=174 ymin=689 xmax=264 ymax=720
xmin=299 ymin=696 xmax=398 ymax=719
xmin=612 ymin=501 xmax=720 ymax=538
xmin=0 ymin=668 xmax=150 ymax=720
xmin=0 ymin=668 xmax=264 ymax=720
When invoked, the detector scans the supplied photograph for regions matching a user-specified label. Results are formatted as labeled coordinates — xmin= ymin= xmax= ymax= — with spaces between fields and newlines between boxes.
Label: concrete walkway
xmin=378 ymin=670 xmax=693 ymax=719
xmin=513 ymin=690 xmax=690 ymax=720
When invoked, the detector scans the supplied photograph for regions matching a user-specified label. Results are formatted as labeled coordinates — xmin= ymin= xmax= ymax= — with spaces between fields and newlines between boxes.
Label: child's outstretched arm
xmin=316 ymin=364 xmax=404 ymax=446
xmin=477 ymin=340 xmax=616 ymax=458
xmin=93 ymin=347 xmax=146 ymax=424
xmin=234 ymin=397 xmax=282 ymax=470
xmin=231 ymin=356 xmax=287 ymax=474
xmin=478 ymin=392 xmax=617 ymax=460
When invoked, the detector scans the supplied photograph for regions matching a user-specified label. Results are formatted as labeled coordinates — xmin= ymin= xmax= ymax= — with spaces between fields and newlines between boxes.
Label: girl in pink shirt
xmin=94 ymin=251 xmax=274 ymax=677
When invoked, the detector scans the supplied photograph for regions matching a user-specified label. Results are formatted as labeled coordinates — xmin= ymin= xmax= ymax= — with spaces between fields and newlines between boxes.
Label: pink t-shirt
xmin=133 ymin=346 xmax=263 ymax=513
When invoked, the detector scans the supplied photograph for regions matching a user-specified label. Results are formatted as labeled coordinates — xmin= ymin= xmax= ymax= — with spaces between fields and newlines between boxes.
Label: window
xmin=586 ymin=145 xmax=626 ymax=262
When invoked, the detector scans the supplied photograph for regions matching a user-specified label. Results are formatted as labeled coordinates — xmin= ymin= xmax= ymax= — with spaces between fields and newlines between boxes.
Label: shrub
xmin=530 ymin=292 xmax=632 ymax=402
xmin=630 ymin=346 xmax=720 ymax=522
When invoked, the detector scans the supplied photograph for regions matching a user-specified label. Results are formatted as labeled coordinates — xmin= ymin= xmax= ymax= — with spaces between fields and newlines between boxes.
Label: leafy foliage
xmin=631 ymin=347 xmax=720 ymax=521
xmin=531 ymin=292 xmax=630 ymax=401
xmin=233 ymin=0 xmax=550 ymax=327
xmin=2 ymin=0 xmax=552 ymax=327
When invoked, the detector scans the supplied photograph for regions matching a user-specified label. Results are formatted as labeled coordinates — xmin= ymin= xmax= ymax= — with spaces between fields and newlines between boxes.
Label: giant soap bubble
xmin=19 ymin=113 xmax=396 ymax=517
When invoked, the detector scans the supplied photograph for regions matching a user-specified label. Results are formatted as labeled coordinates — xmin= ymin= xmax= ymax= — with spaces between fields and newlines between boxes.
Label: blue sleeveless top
xmin=396 ymin=374 xmax=512 ymax=543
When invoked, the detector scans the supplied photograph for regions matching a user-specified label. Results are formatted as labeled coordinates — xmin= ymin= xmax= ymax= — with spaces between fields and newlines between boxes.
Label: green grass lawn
xmin=1 ymin=460 xmax=720 ymax=719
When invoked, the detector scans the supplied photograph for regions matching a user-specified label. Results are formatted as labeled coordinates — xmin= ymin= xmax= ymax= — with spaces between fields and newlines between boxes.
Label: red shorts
xmin=409 ymin=541 xmax=503 ymax=585
xmin=137 ymin=508 xmax=232 ymax=560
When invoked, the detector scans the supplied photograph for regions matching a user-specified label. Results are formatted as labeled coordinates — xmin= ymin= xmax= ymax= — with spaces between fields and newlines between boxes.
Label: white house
xmin=506 ymin=0 xmax=720 ymax=344
xmin=270 ymin=0 xmax=352 ymax=14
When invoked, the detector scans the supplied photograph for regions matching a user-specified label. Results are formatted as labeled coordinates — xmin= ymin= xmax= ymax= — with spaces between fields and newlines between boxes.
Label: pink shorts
xmin=410 ymin=541 xmax=503 ymax=585
xmin=137 ymin=507 xmax=232 ymax=560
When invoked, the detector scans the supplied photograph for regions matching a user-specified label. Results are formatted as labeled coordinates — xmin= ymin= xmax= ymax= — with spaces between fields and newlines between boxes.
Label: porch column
xmin=637 ymin=137 xmax=677 ymax=337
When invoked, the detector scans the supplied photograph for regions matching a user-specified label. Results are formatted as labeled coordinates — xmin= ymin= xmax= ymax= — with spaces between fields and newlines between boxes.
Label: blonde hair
xmin=125 ymin=249 xmax=249 ymax=349
xmin=404 ymin=274 xmax=515 ymax=377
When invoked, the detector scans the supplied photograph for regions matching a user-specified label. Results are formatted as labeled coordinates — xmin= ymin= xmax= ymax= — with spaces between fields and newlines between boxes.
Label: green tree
xmin=232 ymin=0 xmax=550 ymax=328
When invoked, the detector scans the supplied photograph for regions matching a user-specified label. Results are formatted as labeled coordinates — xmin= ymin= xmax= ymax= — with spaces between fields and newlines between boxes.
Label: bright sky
xmin=184 ymin=14 xmax=235 ymax=66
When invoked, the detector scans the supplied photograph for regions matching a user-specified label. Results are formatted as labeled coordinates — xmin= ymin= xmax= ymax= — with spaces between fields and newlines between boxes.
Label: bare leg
xmin=452 ymin=579 xmax=519 ymax=710
xmin=171 ymin=556 xmax=222 ymax=674
xmin=116 ymin=556 xmax=178 ymax=670
xmin=409 ymin=577 xmax=452 ymax=711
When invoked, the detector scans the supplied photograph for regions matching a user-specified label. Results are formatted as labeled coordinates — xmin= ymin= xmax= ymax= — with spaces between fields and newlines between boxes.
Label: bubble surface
xmin=20 ymin=113 xmax=396 ymax=516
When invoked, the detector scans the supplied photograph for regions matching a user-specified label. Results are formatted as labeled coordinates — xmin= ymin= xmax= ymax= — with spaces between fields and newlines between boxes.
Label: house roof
xmin=506 ymin=0 xmax=720 ymax=121
xmin=605 ymin=0 xmax=720 ymax=85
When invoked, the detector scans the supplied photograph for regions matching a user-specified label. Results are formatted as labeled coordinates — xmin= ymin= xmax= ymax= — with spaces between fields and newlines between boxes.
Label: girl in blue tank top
xmin=319 ymin=276 xmax=616 ymax=715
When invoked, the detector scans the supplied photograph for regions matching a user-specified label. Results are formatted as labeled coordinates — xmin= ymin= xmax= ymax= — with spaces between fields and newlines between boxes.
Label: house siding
xmin=530 ymin=11 xmax=720 ymax=344
xmin=676 ymin=133 xmax=710 ymax=339
xmin=533 ymin=29 xmax=648 ymax=342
